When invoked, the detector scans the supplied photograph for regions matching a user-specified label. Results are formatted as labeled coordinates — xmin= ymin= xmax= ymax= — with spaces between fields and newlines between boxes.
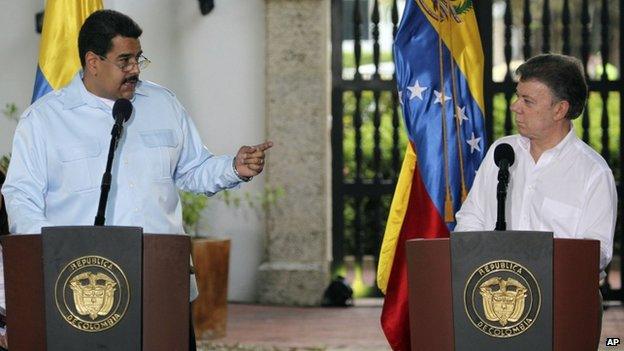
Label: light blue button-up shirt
xmin=2 ymin=73 xmax=242 ymax=235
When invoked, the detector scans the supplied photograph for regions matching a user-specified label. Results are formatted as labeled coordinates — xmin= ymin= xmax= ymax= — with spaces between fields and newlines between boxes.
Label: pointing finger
xmin=254 ymin=141 xmax=273 ymax=152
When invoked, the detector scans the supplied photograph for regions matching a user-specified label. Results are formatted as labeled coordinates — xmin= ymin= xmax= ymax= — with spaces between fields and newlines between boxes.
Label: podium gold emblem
xmin=480 ymin=277 xmax=527 ymax=326
xmin=70 ymin=272 xmax=117 ymax=320
xmin=55 ymin=255 xmax=130 ymax=332
xmin=464 ymin=260 xmax=540 ymax=338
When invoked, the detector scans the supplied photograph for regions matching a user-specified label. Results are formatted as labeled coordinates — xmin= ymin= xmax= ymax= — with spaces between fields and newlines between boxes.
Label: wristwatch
xmin=232 ymin=157 xmax=252 ymax=182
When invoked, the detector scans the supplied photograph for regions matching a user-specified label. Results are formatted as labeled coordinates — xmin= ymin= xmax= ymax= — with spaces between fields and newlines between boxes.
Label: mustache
xmin=123 ymin=76 xmax=139 ymax=84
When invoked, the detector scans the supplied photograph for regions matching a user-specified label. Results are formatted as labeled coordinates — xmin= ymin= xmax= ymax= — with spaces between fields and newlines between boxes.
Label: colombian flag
xmin=32 ymin=0 xmax=103 ymax=102
xmin=377 ymin=1 xmax=486 ymax=349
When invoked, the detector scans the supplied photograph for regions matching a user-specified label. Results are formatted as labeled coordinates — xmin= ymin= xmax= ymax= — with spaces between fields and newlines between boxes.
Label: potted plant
xmin=2 ymin=102 xmax=18 ymax=122
xmin=1 ymin=102 xmax=19 ymax=173
xmin=181 ymin=187 xmax=283 ymax=340
xmin=0 ymin=155 xmax=8 ymax=175
xmin=181 ymin=191 xmax=231 ymax=341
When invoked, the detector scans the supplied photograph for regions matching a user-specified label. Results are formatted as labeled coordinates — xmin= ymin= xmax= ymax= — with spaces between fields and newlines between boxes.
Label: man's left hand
xmin=235 ymin=141 xmax=273 ymax=179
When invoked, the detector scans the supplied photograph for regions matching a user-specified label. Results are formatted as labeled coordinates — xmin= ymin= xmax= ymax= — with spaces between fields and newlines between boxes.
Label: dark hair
xmin=515 ymin=54 xmax=588 ymax=119
xmin=78 ymin=9 xmax=143 ymax=67
xmin=0 ymin=170 xmax=8 ymax=235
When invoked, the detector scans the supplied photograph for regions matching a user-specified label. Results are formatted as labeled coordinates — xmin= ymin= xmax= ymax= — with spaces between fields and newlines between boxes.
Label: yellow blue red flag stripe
xmin=32 ymin=0 xmax=103 ymax=102
xmin=377 ymin=0 xmax=486 ymax=349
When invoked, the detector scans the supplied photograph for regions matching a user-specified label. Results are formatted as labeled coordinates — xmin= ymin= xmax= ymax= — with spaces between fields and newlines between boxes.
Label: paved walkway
xmin=199 ymin=300 xmax=624 ymax=351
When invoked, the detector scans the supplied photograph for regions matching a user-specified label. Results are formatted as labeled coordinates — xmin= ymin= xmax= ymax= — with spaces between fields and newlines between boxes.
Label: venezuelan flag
xmin=376 ymin=0 xmax=486 ymax=349
xmin=32 ymin=0 xmax=103 ymax=102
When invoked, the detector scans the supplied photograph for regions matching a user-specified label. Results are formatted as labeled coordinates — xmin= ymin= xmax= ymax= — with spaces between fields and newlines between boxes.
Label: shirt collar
xmin=134 ymin=80 xmax=149 ymax=97
xmin=61 ymin=71 xmax=149 ymax=110
xmin=547 ymin=125 xmax=577 ymax=158
xmin=518 ymin=134 xmax=530 ymax=152
xmin=517 ymin=124 xmax=577 ymax=160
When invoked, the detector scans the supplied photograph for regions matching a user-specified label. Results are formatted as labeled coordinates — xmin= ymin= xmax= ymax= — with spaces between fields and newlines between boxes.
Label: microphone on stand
xmin=494 ymin=143 xmax=515 ymax=231
xmin=94 ymin=99 xmax=133 ymax=226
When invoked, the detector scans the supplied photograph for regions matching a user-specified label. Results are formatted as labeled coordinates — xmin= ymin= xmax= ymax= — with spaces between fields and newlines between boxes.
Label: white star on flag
xmin=433 ymin=90 xmax=451 ymax=104
xmin=456 ymin=106 xmax=469 ymax=125
xmin=398 ymin=90 xmax=403 ymax=105
xmin=407 ymin=80 xmax=427 ymax=100
xmin=466 ymin=132 xmax=482 ymax=153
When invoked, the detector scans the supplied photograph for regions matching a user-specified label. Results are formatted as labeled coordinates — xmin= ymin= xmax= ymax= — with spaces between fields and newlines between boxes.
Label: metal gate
xmin=331 ymin=0 xmax=623 ymax=301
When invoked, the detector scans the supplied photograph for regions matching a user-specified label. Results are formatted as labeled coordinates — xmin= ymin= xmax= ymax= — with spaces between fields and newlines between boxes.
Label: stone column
xmin=260 ymin=0 xmax=331 ymax=306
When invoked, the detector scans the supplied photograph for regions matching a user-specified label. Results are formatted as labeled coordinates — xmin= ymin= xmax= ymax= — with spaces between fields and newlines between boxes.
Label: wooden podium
xmin=1 ymin=228 xmax=190 ymax=350
xmin=406 ymin=235 xmax=600 ymax=351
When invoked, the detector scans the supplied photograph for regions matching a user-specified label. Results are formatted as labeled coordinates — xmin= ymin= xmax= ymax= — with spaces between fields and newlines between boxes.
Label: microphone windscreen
xmin=494 ymin=143 xmax=515 ymax=168
xmin=112 ymin=98 xmax=133 ymax=122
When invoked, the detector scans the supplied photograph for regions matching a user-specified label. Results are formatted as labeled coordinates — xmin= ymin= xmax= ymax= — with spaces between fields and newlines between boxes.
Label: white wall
xmin=0 ymin=0 xmax=266 ymax=302
xmin=168 ymin=0 xmax=267 ymax=303
xmin=0 ymin=0 xmax=41 ymax=154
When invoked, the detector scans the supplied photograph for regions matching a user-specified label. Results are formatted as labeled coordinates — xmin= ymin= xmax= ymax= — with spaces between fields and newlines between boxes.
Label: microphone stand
xmin=495 ymin=161 xmax=510 ymax=231
xmin=94 ymin=117 xmax=125 ymax=226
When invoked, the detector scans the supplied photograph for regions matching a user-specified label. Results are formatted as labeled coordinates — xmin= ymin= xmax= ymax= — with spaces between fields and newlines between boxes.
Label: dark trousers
xmin=596 ymin=290 xmax=603 ymax=350
xmin=190 ymin=303 xmax=197 ymax=351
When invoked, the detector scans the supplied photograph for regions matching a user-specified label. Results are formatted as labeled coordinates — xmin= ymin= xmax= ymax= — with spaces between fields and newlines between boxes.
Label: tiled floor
xmin=200 ymin=300 xmax=624 ymax=351
xmin=601 ymin=303 xmax=624 ymax=351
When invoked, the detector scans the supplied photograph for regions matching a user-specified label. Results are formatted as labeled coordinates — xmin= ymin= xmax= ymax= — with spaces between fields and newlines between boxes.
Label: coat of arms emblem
xmin=55 ymin=255 xmax=129 ymax=332
xmin=416 ymin=0 xmax=474 ymax=23
xmin=70 ymin=272 xmax=117 ymax=320
xmin=479 ymin=277 xmax=527 ymax=326
xmin=464 ymin=260 xmax=541 ymax=338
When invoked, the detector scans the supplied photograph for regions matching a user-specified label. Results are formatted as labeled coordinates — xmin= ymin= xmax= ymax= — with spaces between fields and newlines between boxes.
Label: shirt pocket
xmin=539 ymin=197 xmax=582 ymax=236
xmin=57 ymin=143 xmax=102 ymax=192
xmin=139 ymin=129 xmax=179 ymax=181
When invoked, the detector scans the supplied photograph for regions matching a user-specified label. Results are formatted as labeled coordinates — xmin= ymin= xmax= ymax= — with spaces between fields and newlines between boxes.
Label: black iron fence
xmin=331 ymin=0 xmax=403 ymax=296
xmin=331 ymin=0 xmax=623 ymax=301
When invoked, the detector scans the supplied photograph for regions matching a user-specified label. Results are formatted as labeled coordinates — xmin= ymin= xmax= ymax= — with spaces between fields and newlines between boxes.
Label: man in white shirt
xmin=456 ymin=53 xmax=617 ymax=280
xmin=455 ymin=53 xmax=616 ymax=343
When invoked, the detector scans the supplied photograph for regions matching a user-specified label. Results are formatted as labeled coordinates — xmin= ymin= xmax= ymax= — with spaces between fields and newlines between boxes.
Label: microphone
xmin=111 ymin=98 xmax=133 ymax=140
xmin=112 ymin=98 xmax=133 ymax=125
xmin=494 ymin=143 xmax=515 ymax=231
xmin=94 ymin=99 xmax=133 ymax=226
xmin=494 ymin=142 xmax=515 ymax=170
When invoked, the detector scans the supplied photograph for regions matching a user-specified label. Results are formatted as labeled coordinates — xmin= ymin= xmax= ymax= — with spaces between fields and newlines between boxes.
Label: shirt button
xmin=134 ymin=208 xmax=139 ymax=213
xmin=124 ymin=158 xmax=129 ymax=165
xmin=129 ymin=182 xmax=134 ymax=188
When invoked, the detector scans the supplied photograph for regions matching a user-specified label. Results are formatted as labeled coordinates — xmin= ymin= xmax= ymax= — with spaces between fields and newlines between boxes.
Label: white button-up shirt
xmin=456 ymin=128 xmax=617 ymax=278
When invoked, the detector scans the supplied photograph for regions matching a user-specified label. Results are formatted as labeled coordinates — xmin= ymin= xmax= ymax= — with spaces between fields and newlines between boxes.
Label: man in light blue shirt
xmin=1 ymin=10 xmax=270 ymax=350
xmin=2 ymin=9 xmax=271 ymax=235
